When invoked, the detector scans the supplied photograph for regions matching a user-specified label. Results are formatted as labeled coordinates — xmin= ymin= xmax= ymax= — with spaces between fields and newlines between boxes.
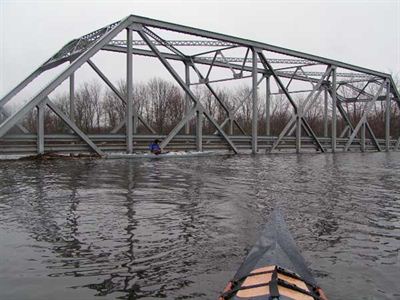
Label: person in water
xmin=149 ymin=139 xmax=162 ymax=155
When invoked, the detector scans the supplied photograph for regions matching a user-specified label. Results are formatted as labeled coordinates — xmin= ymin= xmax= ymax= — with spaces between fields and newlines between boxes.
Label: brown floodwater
xmin=0 ymin=152 xmax=399 ymax=299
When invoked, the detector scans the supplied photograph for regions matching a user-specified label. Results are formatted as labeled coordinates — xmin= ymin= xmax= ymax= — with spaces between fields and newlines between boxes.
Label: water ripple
xmin=0 ymin=153 xmax=399 ymax=299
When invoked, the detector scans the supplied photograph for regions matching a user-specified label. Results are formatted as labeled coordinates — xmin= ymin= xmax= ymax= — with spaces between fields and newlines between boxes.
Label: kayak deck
xmin=219 ymin=209 xmax=327 ymax=300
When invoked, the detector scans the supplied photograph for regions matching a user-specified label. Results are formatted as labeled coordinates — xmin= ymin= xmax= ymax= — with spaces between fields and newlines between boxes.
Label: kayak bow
xmin=219 ymin=209 xmax=328 ymax=300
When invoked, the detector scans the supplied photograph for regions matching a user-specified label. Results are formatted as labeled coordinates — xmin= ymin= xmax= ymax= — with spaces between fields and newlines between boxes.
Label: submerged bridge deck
xmin=0 ymin=15 xmax=399 ymax=157
xmin=0 ymin=134 xmax=395 ymax=156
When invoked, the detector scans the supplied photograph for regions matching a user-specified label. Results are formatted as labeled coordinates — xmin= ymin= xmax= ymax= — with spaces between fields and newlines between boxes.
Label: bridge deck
xmin=0 ymin=134 xmax=394 ymax=156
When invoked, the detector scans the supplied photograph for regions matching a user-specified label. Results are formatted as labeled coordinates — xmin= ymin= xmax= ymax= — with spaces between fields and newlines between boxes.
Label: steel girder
xmin=38 ymin=15 xmax=393 ymax=78
xmin=0 ymin=107 xmax=29 ymax=134
xmin=327 ymin=82 xmax=385 ymax=152
xmin=264 ymin=58 xmax=331 ymax=153
xmin=0 ymin=16 xmax=133 ymax=156
xmin=44 ymin=45 xmax=377 ymax=82
xmin=0 ymin=14 xmax=399 ymax=156
xmin=143 ymin=26 xmax=248 ymax=141
xmin=138 ymin=27 xmax=239 ymax=153
xmin=86 ymin=59 xmax=155 ymax=134
xmin=111 ymin=39 xmax=236 ymax=47
xmin=46 ymin=98 xmax=105 ymax=156
xmin=128 ymin=15 xmax=392 ymax=79
xmin=343 ymin=81 xmax=386 ymax=151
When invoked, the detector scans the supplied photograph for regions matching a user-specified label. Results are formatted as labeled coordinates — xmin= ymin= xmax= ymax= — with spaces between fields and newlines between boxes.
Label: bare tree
xmin=18 ymin=75 xmax=399 ymax=140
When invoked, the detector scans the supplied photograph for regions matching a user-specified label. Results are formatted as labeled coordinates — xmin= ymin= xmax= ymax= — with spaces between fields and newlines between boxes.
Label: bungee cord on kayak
xmin=218 ymin=209 xmax=329 ymax=300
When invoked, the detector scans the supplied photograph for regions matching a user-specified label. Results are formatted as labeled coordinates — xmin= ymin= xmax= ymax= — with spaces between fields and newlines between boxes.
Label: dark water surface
xmin=0 ymin=153 xmax=399 ymax=300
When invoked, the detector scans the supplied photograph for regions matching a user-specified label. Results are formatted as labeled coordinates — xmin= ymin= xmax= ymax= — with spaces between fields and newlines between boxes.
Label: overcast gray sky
xmin=1 ymin=0 xmax=399 ymax=99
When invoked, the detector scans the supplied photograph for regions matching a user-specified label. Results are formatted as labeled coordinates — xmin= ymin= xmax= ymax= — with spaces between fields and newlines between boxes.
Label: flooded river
xmin=0 ymin=153 xmax=399 ymax=299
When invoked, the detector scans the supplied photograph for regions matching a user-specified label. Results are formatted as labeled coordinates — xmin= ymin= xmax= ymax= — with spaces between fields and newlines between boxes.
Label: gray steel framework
xmin=0 ymin=15 xmax=399 ymax=157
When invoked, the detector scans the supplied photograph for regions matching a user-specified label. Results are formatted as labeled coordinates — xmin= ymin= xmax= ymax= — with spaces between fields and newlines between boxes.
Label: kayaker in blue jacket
xmin=149 ymin=139 xmax=162 ymax=155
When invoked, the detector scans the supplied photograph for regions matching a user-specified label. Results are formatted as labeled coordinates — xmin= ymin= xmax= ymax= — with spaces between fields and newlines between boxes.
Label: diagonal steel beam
xmin=239 ymin=48 xmax=250 ymax=76
xmin=87 ymin=59 xmax=155 ymax=134
xmin=342 ymin=81 xmax=385 ymax=101
xmin=0 ymin=17 xmax=133 ymax=139
xmin=0 ymin=107 xmax=29 ymax=133
xmin=257 ymin=51 xmax=298 ymax=112
xmin=88 ymin=59 xmax=127 ymax=103
xmin=336 ymin=87 xmax=382 ymax=150
xmin=285 ymin=67 xmax=300 ymax=90
xmin=329 ymin=92 xmax=356 ymax=136
xmin=339 ymin=125 xmax=350 ymax=138
xmin=218 ymin=51 xmax=238 ymax=77
xmin=365 ymin=122 xmax=382 ymax=151
xmin=46 ymin=99 xmax=104 ymax=156
xmin=337 ymin=100 xmax=355 ymax=132
xmin=111 ymin=115 xmax=155 ymax=134
xmin=159 ymin=105 xmax=197 ymax=150
xmin=191 ymin=45 xmax=238 ymax=57
xmin=214 ymin=117 xmax=247 ymax=136
xmin=102 ymin=45 xmax=322 ymax=84
xmin=233 ymin=120 xmax=247 ymax=135
xmin=0 ymin=68 xmax=43 ymax=108
xmin=203 ymin=109 xmax=238 ymax=153
xmin=138 ymin=29 xmax=238 ymax=153
xmin=262 ymin=53 xmax=330 ymax=152
xmin=354 ymin=81 xmax=370 ymax=99
xmin=215 ymin=75 xmax=265 ymax=135
xmin=188 ymin=75 xmax=255 ymax=86
xmin=111 ymin=120 xmax=125 ymax=134
xmin=335 ymin=93 xmax=369 ymax=145
xmin=111 ymin=114 xmax=156 ymax=134
xmin=343 ymin=81 xmax=385 ymax=151
xmin=191 ymin=61 xmax=248 ymax=136
xmin=131 ymin=15 xmax=389 ymax=78
xmin=141 ymin=26 xmax=242 ymax=137
xmin=298 ymin=67 xmax=317 ymax=88
xmin=41 ymin=52 xmax=81 ymax=72
xmin=142 ymin=27 xmax=186 ymax=57
xmin=140 ymin=27 xmax=243 ymax=139
xmin=258 ymin=51 xmax=326 ymax=152
xmin=287 ymin=89 xmax=323 ymax=137
xmin=327 ymin=90 xmax=358 ymax=143
xmin=189 ymin=62 xmax=231 ymax=116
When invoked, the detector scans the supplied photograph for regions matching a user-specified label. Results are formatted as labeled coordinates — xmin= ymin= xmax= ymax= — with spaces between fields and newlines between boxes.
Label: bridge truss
xmin=0 ymin=15 xmax=399 ymax=156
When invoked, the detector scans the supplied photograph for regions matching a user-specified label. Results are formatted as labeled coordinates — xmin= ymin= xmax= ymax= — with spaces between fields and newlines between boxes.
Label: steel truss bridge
xmin=0 ymin=15 xmax=399 ymax=157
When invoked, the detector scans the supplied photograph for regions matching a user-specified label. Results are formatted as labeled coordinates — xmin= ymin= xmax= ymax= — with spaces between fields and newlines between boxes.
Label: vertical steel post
xmin=133 ymin=94 xmax=138 ymax=135
xmin=184 ymin=62 xmax=190 ymax=135
xmin=69 ymin=68 xmax=75 ymax=141
xmin=265 ymin=75 xmax=271 ymax=135
xmin=229 ymin=117 xmax=234 ymax=135
xmin=69 ymin=70 xmax=75 ymax=123
xmin=360 ymin=122 xmax=365 ymax=152
xmin=385 ymin=80 xmax=391 ymax=151
xmin=331 ymin=67 xmax=337 ymax=152
xmin=296 ymin=113 xmax=301 ymax=153
xmin=37 ymin=103 xmax=44 ymax=154
xmin=251 ymin=48 xmax=258 ymax=154
xmin=126 ymin=28 xmax=133 ymax=154
xmin=196 ymin=110 xmax=202 ymax=151
xmin=323 ymin=87 xmax=328 ymax=137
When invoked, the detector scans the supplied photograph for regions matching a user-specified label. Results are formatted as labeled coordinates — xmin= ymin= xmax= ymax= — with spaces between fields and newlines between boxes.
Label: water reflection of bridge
xmin=1 ymin=15 xmax=399 ymax=157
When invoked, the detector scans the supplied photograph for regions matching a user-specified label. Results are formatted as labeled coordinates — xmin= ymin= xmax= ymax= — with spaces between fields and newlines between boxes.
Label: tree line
xmin=17 ymin=77 xmax=400 ymax=139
